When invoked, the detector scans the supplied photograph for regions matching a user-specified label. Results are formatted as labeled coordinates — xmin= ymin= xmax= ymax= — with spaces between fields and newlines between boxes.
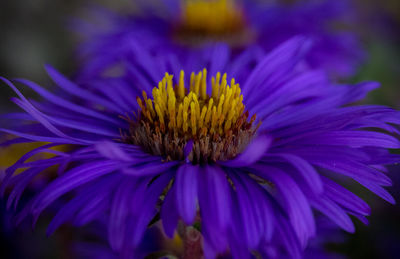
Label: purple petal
xmin=47 ymin=175 xmax=118 ymax=236
xmin=7 ymin=167 xmax=44 ymax=210
xmin=1 ymin=78 xmax=71 ymax=139
xmin=45 ymin=65 xmax=122 ymax=113
xmin=1 ymin=143 xmax=60 ymax=196
xmin=31 ymin=160 xmax=124 ymax=221
xmin=230 ymin=173 xmax=263 ymax=249
xmin=310 ymin=196 xmax=355 ymax=233
xmin=108 ymin=178 xmax=138 ymax=251
xmin=0 ymin=128 xmax=83 ymax=145
xmin=243 ymin=36 xmax=312 ymax=100
xmin=322 ymin=176 xmax=370 ymax=216
xmin=95 ymin=141 xmax=135 ymax=162
xmin=252 ymin=165 xmax=315 ymax=248
xmin=161 ymin=182 xmax=179 ymax=238
xmin=221 ymin=134 xmax=272 ymax=167
xmin=313 ymin=159 xmax=391 ymax=186
xmin=175 ymin=164 xmax=198 ymax=224
xmin=273 ymin=153 xmax=323 ymax=195
xmin=296 ymin=131 xmax=400 ymax=149
xmin=131 ymin=171 xmax=174 ymax=246
xmin=14 ymin=78 xmax=121 ymax=125
xmin=356 ymin=178 xmax=395 ymax=204
xmin=122 ymin=160 xmax=178 ymax=176
xmin=198 ymin=166 xmax=231 ymax=252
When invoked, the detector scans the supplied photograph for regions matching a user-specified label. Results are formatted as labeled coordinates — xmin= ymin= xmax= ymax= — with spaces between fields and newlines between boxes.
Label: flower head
xmin=74 ymin=0 xmax=364 ymax=79
xmin=125 ymin=69 xmax=257 ymax=163
xmin=1 ymin=38 xmax=399 ymax=258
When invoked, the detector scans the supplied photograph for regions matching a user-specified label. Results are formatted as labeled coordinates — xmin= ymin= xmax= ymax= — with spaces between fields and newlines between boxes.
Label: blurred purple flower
xmin=72 ymin=0 xmax=365 ymax=80
xmin=1 ymin=37 xmax=399 ymax=258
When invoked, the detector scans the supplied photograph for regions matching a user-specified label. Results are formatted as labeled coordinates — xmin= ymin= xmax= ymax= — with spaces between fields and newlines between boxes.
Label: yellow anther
xmin=155 ymin=104 xmax=164 ymax=126
xmin=224 ymin=119 xmax=232 ymax=132
xmin=183 ymin=111 xmax=189 ymax=132
xmin=137 ymin=97 xmax=146 ymax=112
xmin=204 ymin=98 xmax=213 ymax=126
xmin=142 ymin=90 xmax=148 ymax=103
xmin=178 ymin=70 xmax=185 ymax=99
xmin=192 ymin=93 xmax=198 ymax=103
xmin=146 ymin=110 xmax=153 ymax=123
xmin=190 ymin=72 xmax=195 ymax=92
xmin=211 ymin=77 xmax=217 ymax=99
xmin=177 ymin=103 xmax=183 ymax=128
xmin=136 ymin=69 xmax=248 ymax=138
xmin=199 ymin=106 xmax=207 ymax=128
xmin=200 ymin=68 xmax=207 ymax=100
xmin=217 ymin=94 xmax=225 ymax=116
xmin=227 ymin=100 xmax=237 ymax=120
xmin=166 ymin=74 xmax=173 ymax=94
xmin=211 ymin=106 xmax=218 ymax=132
xmin=161 ymin=77 xmax=167 ymax=98
xmin=219 ymin=114 xmax=225 ymax=127
xmin=168 ymin=97 xmax=176 ymax=129
xmin=236 ymin=84 xmax=241 ymax=96
xmin=215 ymin=72 xmax=221 ymax=98
xmin=190 ymin=102 xmax=197 ymax=135
xmin=187 ymin=92 xmax=194 ymax=103
xmin=220 ymin=73 xmax=227 ymax=97
xmin=195 ymin=101 xmax=201 ymax=122
xmin=146 ymin=99 xmax=155 ymax=117
xmin=156 ymin=96 xmax=165 ymax=114
xmin=194 ymin=71 xmax=202 ymax=96
xmin=222 ymin=88 xmax=232 ymax=116
xmin=183 ymin=96 xmax=190 ymax=114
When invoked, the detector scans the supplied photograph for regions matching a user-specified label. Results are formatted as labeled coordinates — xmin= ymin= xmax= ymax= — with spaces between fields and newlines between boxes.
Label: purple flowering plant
xmin=1 ymin=37 xmax=399 ymax=258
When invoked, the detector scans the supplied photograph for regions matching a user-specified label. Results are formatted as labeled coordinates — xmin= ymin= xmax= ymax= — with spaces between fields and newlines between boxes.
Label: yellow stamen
xmin=137 ymin=69 xmax=248 ymax=137
xmin=200 ymin=68 xmax=207 ymax=100
xmin=178 ymin=70 xmax=185 ymax=100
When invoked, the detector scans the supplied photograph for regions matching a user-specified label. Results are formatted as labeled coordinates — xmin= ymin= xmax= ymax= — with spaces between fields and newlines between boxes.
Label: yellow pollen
xmin=180 ymin=0 xmax=245 ymax=35
xmin=136 ymin=69 xmax=247 ymax=137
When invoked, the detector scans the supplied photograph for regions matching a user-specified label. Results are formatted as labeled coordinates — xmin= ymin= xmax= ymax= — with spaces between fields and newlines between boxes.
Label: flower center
xmin=173 ymin=0 xmax=253 ymax=47
xmin=123 ymin=69 xmax=259 ymax=164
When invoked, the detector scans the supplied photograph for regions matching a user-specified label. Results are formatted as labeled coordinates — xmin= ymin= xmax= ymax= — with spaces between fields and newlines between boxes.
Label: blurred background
xmin=0 ymin=0 xmax=399 ymax=258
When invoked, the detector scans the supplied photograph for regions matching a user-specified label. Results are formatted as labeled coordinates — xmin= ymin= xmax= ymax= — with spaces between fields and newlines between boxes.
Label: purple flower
xmin=1 ymin=38 xmax=399 ymax=258
xmin=73 ymin=0 xmax=365 ymax=80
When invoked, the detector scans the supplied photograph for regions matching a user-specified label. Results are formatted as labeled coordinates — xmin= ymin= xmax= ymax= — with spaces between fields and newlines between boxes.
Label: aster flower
xmin=73 ymin=0 xmax=364 ymax=80
xmin=1 ymin=37 xmax=399 ymax=258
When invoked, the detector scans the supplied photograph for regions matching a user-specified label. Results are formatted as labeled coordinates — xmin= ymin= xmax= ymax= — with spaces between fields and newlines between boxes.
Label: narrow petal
xmin=272 ymin=153 xmax=323 ymax=195
xmin=95 ymin=141 xmax=135 ymax=162
xmin=252 ymin=165 xmax=315 ymax=248
xmin=198 ymin=166 xmax=231 ymax=252
xmin=175 ymin=164 xmax=199 ymax=224
xmin=108 ymin=178 xmax=138 ymax=251
xmin=45 ymin=65 xmax=122 ymax=112
xmin=322 ymin=176 xmax=370 ymax=216
xmin=161 ymin=182 xmax=179 ymax=238
xmin=310 ymin=196 xmax=355 ymax=233
xmin=30 ymin=160 xmax=124 ymax=221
